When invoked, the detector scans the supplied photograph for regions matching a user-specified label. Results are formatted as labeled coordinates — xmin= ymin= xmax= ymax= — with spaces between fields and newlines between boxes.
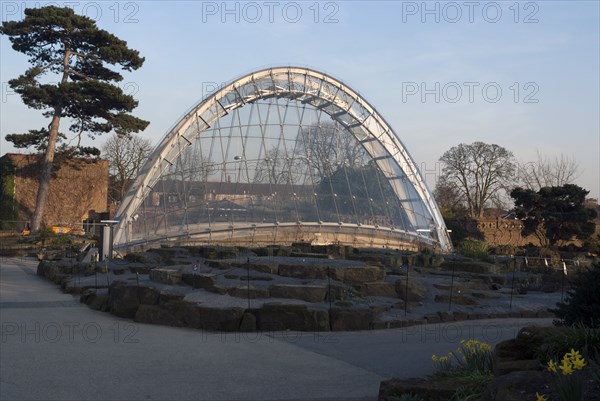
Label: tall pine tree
xmin=1 ymin=6 xmax=149 ymax=231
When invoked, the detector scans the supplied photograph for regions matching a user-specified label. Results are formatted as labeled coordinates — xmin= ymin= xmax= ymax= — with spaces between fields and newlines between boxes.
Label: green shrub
xmin=583 ymin=234 xmax=600 ymax=254
xmin=552 ymin=264 xmax=600 ymax=328
xmin=537 ymin=325 xmax=600 ymax=363
xmin=458 ymin=240 xmax=489 ymax=261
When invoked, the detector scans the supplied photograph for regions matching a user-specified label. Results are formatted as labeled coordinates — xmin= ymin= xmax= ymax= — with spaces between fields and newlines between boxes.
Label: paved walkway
xmin=0 ymin=257 xmax=553 ymax=401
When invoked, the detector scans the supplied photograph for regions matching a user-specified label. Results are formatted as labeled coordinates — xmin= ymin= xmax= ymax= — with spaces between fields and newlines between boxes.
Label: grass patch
xmin=536 ymin=324 xmax=600 ymax=363
xmin=457 ymin=240 xmax=489 ymax=261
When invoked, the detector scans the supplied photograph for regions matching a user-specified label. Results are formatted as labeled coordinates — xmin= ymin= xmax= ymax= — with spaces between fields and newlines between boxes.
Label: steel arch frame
xmin=113 ymin=66 xmax=452 ymax=252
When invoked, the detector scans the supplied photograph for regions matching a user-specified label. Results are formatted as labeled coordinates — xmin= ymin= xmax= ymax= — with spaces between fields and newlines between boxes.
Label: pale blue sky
xmin=1 ymin=1 xmax=599 ymax=198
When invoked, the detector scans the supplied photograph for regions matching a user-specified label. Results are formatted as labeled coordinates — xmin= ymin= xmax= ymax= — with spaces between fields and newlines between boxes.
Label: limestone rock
xmin=257 ymin=303 xmax=329 ymax=332
xmin=330 ymin=308 xmax=374 ymax=331
xmin=149 ymin=268 xmax=182 ymax=285
xmin=471 ymin=291 xmax=500 ymax=299
xmin=331 ymin=265 xmax=385 ymax=284
xmin=438 ymin=311 xmax=454 ymax=322
xmin=181 ymin=273 xmax=215 ymax=289
xmin=210 ymin=285 xmax=229 ymax=295
xmin=402 ymin=253 xmax=418 ymax=266
xmin=36 ymin=261 xmax=69 ymax=284
xmin=289 ymin=251 xmax=330 ymax=259
xmin=327 ymin=284 xmax=348 ymax=301
xmin=354 ymin=282 xmax=397 ymax=298
xmin=79 ymin=288 xmax=96 ymax=304
xmin=89 ymin=290 xmax=109 ymax=311
xmin=125 ymin=252 xmax=158 ymax=264
xmin=452 ymin=311 xmax=468 ymax=321
xmin=433 ymin=282 xmax=467 ymax=292
xmin=278 ymin=263 xmax=328 ymax=279
xmin=424 ymin=313 xmax=442 ymax=324
xmin=239 ymin=312 xmax=257 ymax=331
xmin=492 ymin=327 xmax=555 ymax=376
xmin=207 ymin=260 xmax=231 ymax=269
xmin=227 ymin=285 xmax=269 ymax=299
xmin=433 ymin=280 xmax=488 ymax=292
xmin=395 ymin=278 xmax=427 ymax=302
xmin=109 ymin=282 xmax=160 ymax=318
xmin=158 ymin=290 xmax=186 ymax=305
xmin=440 ymin=260 xmax=499 ymax=274
xmin=468 ymin=312 xmax=490 ymax=320
xmin=79 ymin=288 xmax=109 ymax=312
xmin=434 ymin=293 xmax=478 ymax=305
xmin=199 ymin=306 xmax=246 ymax=331
xmin=269 ymin=284 xmax=327 ymax=303
xmin=128 ymin=263 xmax=153 ymax=274
xmin=248 ymin=262 xmax=279 ymax=274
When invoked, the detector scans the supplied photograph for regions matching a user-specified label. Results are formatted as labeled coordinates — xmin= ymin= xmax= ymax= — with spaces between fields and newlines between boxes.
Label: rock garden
xmin=36 ymin=244 xmax=566 ymax=332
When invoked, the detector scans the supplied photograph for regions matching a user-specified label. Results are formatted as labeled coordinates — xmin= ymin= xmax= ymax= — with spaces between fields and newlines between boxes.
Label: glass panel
xmin=125 ymin=74 xmax=440 ymax=250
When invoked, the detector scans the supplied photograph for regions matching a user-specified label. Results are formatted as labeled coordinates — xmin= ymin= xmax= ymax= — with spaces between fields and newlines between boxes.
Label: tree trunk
xmin=30 ymin=112 xmax=61 ymax=231
xmin=30 ymin=47 xmax=70 ymax=232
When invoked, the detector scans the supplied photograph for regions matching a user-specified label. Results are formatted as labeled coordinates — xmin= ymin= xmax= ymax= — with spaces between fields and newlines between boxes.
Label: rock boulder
xmin=269 ymin=284 xmax=328 ymax=303
xmin=395 ymin=278 xmax=427 ymax=302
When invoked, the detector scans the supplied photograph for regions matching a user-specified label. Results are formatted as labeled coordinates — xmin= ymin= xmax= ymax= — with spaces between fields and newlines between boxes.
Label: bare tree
xmin=254 ymin=147 xmax=295 ymax=185
xmin=102 ymin=134 xmax=153 ymax=202
xmin=175 ymin=145 xmax=216 ymax=183
xmin=296 ymin=122 xmax=367 ymax=180
xmin=439 ymin=142 xmax=516 ymax=219
xmin=433 ymin=175 xmax=466 ymax=214
xmin=163 ymin=144 xmax=218 ymax=206
xmin=517 ymin=150 xmax=580 ymax=191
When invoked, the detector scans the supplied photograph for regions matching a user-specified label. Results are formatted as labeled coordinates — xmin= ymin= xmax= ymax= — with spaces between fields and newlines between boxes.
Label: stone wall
xmin=0 ymin=153 xmax=108 ymax=227
xmin=473 ymin=218 xmax=541 ymax=247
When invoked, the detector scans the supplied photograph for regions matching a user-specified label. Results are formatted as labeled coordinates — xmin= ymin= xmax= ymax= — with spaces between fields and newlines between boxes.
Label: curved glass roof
xmin=113 ymin=67 xmax=452 ymax=252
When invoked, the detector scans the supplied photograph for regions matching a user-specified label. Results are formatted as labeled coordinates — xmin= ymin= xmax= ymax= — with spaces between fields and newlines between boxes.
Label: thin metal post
xmin=247 ymin=262 xmax=250 ymax=309
xmin=327 ymin=268 xmax=332 ymax=309
xmin=561 ymin=260 xmax=566 ymax=303
xmin=509 ymin=259 xmax=517 ymax=311
xmin=105 ymin=259 xmax=110 ymax=287
xmin=136 ymin=272 xmax=141 ymax=303
xmin=404 ymin=265 xmax=409 ymax=317
xmin=448 ymin=262 xmax=456 ymax=311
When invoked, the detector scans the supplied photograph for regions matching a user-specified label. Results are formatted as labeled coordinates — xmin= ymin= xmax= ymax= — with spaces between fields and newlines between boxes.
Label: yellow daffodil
xmin=559 ymin=359 xmax=574 ymax=376
xmin=572 ymin=356 xmax=586 ymax=370
xmin=432 ymin=355 xmax=438 ymax=361
xmin=565 ymin=349 xmax=581 ymax=360
xmin=535 ymin=392 xmax=548 ymax=401
xmin=547 ymin=359 xmax=557 ymax=373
